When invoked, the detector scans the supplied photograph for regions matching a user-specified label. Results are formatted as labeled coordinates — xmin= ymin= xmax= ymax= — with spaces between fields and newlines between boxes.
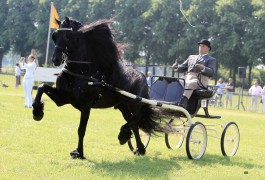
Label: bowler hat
xmin=198 ymin=39 xmax=212 ymax=50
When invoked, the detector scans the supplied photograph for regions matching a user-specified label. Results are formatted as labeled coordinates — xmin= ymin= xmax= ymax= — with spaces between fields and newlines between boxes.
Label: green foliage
xmin=0 ymin=0 xmax=265 ymax=75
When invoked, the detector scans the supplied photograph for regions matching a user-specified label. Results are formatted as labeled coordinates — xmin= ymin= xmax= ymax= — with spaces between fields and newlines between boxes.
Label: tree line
xmin=0 ymin=0 xmax=265 ymax=85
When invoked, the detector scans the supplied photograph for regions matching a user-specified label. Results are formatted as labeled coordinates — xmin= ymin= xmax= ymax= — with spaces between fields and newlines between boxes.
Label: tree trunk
xmin=248 ymin=64 xmax=252 ymax=87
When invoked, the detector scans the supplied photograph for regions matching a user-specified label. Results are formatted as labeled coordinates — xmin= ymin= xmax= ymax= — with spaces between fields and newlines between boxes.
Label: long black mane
xmin=78 ymin=19 xmax=123 ymax=81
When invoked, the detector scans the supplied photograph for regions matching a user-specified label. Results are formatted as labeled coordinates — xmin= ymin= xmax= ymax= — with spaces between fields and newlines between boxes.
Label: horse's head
xmin=52 ymin=18 xmax=123 ymax=77
xmin=51 ymin=28 xmax=90 ymax=66
xmin=51 ymin=29 xmax=74 ymax=66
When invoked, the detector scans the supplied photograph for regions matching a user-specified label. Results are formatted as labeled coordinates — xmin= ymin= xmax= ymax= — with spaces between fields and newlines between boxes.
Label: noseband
xmin=55 ymin=45 xmax=69 ymax=64
xmin=55 ymin=45 xmax=93 ymax=65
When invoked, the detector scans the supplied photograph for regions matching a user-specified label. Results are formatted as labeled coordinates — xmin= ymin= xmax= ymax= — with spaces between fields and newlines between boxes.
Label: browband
xmin=57 ymin=28 xmax=73 ymax=31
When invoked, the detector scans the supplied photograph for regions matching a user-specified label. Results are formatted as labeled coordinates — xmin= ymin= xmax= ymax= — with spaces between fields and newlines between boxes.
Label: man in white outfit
xmin=248 ymin=80 xmax=262 ymax=111
xmin=21 ymin=55 xmax=37 ymax=108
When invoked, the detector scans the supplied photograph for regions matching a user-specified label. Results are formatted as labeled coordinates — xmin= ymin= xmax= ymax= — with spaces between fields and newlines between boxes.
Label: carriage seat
xmin=149 ymin=76 xmax=185 ymax=105
xmin=192 ymin=87 xmax=217 ymax=99
xmin=188 ymin=85 xmax=219 ymax=118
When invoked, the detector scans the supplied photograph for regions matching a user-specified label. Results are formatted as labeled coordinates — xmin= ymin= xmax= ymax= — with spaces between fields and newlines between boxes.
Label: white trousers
xmin=23 ymin=78 xmax=34 ymax=107
xmin=183 ymin=72 xmax=209 ymax=99
xmin=262 ymin=95 xmax=265 ymax=112
xmin=251 ymin=95 xmax=259 ymax=111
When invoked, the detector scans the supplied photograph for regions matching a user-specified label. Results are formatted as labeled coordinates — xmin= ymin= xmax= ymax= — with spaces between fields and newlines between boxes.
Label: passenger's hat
xmin=198 ymin=39 xmax=212 ymax=50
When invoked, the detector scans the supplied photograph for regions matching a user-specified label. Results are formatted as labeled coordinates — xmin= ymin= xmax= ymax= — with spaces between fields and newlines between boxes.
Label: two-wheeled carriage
xmin=127 ymin=76 xmax=240 ymax=160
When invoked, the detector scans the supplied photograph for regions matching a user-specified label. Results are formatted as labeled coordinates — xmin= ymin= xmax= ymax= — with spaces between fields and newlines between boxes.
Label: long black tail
xmin=138 ymin=104 xmax=164 ymax=135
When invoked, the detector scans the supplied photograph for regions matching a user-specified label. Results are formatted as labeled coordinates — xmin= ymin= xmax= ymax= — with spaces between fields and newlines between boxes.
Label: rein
xmin=62 ymin=68 xmax=99 ymax=82
xmin=197 ymin=73 xmax=207 ymax=89
xmin=65 ymin=60 xmax=94 ymax=64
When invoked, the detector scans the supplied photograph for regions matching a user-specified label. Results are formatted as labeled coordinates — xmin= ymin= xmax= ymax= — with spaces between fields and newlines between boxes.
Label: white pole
xmin=45 ymin=2 xmax=52 ymax=66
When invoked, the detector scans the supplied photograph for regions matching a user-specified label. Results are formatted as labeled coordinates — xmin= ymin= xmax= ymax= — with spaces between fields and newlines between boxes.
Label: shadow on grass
xmin=83 ymin=153 xmax=262 ymax=178
xmin=175 ymin=154 xmax=262 ymax=169
xmin=86 ymin=156 xmax=181 ymax=178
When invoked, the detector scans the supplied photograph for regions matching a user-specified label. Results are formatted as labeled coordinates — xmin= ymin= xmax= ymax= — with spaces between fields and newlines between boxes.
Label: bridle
xmin=53 ymin=28 xmax=94 ymax=66
xmin=54 ymin=28 xmax=102 ymax=82
xmin=54 ymin=45 xmax=93 ymax=65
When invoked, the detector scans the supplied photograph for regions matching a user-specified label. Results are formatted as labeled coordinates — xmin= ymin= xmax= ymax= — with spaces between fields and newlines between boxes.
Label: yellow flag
xmin=50 ymin=3 xmax=59 ymax=29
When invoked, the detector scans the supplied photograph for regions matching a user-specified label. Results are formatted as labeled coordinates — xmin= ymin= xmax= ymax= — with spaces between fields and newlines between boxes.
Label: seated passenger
xmin=173 ymin=39 xmax=216 ymax=108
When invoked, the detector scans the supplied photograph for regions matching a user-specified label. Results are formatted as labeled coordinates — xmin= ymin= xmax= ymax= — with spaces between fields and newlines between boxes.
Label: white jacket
xmin=22 ymin=61 xmax=36 ymax=80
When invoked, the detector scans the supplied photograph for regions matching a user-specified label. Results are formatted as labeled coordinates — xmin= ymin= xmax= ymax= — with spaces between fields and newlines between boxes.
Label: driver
xmin=173 ymin=39 xmax=216 ymax=108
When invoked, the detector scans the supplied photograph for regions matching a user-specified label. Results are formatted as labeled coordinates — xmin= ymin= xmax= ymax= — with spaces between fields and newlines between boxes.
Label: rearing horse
xmin=32 ymin=18 xmax=162 ymax=159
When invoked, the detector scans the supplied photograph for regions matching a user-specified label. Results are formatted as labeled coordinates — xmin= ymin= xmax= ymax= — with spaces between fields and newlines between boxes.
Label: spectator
xmin=225 ymin=78 xmax=235 ymax=108
xmin=21 ymin=55 xmax=37 ymax=108
xmin=248 ymin=80 xmax=262 ymax=111
xmin=15 ymin=62 xmax=22 ymax=88
xmin=262 ymin=85 xmax=265 ymax=112
xmin=146 ymin=71 xmax=153 ymax=87
xmin=215 ymin=78 xmax=225 ymax=107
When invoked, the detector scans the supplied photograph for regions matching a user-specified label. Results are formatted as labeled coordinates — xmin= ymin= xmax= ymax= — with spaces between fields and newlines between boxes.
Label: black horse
xmin=32 ymin=17 xmax=162 ymax=159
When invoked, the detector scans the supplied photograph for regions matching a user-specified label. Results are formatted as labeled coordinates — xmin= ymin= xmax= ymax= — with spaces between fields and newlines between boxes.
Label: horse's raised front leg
xmin=70 ymin=108 xmax=91 ymax=159
xmin=32 ymin=84 xmax=68 ymax=121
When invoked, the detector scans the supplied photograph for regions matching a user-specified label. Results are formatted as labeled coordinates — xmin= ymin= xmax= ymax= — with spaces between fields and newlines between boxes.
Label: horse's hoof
xmin=133 ymin=148 xmax=146 ymax=156
xmin=133 ymin=144 xmax=146 ymax=155
xmin=118 ymin=126 xmax=132 ymax=145
xmin=119 ymin=139 xmax=127 ymax=145
xmin=70 ymin=149 xmax=86 ymax=159
xmin=32 ymin=101 xmax=44 ymax=121
xmin=33 ymin=111 xmax=44 ymax=121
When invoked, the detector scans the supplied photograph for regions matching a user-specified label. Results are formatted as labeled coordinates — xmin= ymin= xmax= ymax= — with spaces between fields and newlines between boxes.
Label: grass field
xmin=0 ymin=75 xmax=265 ymax=179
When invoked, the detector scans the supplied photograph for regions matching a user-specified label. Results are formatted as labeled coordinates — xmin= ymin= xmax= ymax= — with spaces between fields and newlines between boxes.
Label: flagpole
xmin=45 ymin=2 xmax=53 ymax=66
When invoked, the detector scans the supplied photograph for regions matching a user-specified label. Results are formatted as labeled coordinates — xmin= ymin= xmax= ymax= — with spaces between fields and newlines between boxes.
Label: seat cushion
xmin=192 ymin=89 xmax=215 ymax=99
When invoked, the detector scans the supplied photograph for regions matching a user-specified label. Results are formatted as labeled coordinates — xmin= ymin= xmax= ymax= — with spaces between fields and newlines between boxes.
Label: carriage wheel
xmin=165 ymin=119 xmax=185 ymax=149
xmin=186 ymin=122 xmax=207 ymax=160
xmin=127 ymin=129 xmax=150 ymax=152
xmin=221 ymin=122 xmax=240 ymax=156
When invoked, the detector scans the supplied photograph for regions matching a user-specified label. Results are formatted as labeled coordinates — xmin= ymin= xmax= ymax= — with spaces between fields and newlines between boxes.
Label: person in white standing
xmin=21 ymin=55 xmax=37 ymax=108
xmin=262 ymin=85 xmax=265 ymax=112
xmin=146 ymin=71 xmax=152 ymax=87
xmin=248 ymin=80 xmax=262 ymax=111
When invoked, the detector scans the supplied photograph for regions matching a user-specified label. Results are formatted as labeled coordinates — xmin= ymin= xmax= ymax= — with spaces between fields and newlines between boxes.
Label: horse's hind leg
xmin=131 ymin=125 xmax=145 ymax=155
xmin=32 ymin=84 xmax=68 ymax=121
xmin=117 ymin=105 xmax=145 ymax=155
xmin=117 ymin=105 xmax=132 ymax=145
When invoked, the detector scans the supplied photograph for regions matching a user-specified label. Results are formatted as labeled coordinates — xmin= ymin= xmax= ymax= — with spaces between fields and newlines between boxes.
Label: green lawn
xmin=0 ymin=74 xmax=265 ymax=179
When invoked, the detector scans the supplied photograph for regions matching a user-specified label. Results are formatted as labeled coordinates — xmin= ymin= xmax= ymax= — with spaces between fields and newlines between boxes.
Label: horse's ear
xmin=55 ymin=18 xmax=61 ymax=26
xmin=65 ymin=17 xmax=70 ymax=25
